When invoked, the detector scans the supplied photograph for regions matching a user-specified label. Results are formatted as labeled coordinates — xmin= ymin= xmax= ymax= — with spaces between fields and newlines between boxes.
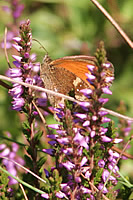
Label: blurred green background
xmin=0 ymin=0 xmax=133 ymax=177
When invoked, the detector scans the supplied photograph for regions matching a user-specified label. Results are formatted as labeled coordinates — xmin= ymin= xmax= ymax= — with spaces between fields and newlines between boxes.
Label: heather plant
xmin=0 ymin=1 xmax=133 ymax=200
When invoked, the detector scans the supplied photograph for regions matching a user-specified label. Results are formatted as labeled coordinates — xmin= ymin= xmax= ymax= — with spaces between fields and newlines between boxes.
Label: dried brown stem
xmin=90 ymin=0 xmax=133 ymax=48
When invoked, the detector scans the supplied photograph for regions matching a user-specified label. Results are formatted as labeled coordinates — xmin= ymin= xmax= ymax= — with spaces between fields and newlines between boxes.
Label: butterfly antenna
xmin=32 ymin=38 xmax=49 ymax=55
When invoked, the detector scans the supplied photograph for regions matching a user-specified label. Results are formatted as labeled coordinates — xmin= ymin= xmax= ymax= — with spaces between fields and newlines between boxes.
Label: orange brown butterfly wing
xmin=40 ymin=56 xmax=95 ymax=105
xmin=50 ymin=56 xmax=96 ymax=85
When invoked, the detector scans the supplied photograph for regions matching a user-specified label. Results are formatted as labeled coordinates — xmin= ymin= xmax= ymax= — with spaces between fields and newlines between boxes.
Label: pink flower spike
xmin=102 ymin=62 xmax=111 ymax=68
xmin=85 ymin=73 xmax=95 ymax=80
xmin=24 ymin=52 xmax=30 ymax=58
xmin=113 ymin=138 xmax=123 ymax=143
xmin=13 ymin=37 xmax=21 ymax=43
xmin=62 ymin=161 xmax=75 ymax=171
xmin=98 ymin=159 xmax=105 ymax=168
xmin=0 ymin=144 xmax=6 ymax=150
xmin=80 ymin=88 xmax=92 ymax=95
xmin=98 ymin=110 xmax=108 ymax=116
xmin=80 ymin=156 xmax=88 ymax=166
xmin=48 ymin=124 xmax=60 ymax=129
xmin=42 ymin=149 xmax=55 ymax=156
xmin=102 ymin=117 xmax=111 ymax=123
xmin=98 ymin=98 xmax=109 ymax=104
xmin=102 ymin=87 xmax=112 ymax=95
xmin=90 ymin=131 xmax=95 ymax=138
xmin=87 ymin=64 xmax=95 ymax=71
xmin=101 ymin=136 xmax=112 ymax=142
xmin=83 ymin=120 xmax=90 ymax=127
xmin=0 ymin=148 xmax=10 ymax=157
xmin=12 ymin=44 xmax=22 ymax=51
xmin=57 ymin=137 xmax=69 ymax=144
xmin=105 ymin=77 xmax=114 ymax=83
xmin=56 ymin=191 xmax=67 ymax=199
xmin=81 ymin=186 xmax=91 ymax=194
xmin=75 ymin=113 xmax=87 ymax=119
xmin=30 ymin=53 xmax=36 ymax=61
xmin=12 ymin=55 xmax=22 ymax=62
xmin=41 ymin=193 xmax=49 ymax=199
xmin=79 ymin=101 xmax=90 ymax=107
xmin=98 ymin=183 xmax=108 ymax=194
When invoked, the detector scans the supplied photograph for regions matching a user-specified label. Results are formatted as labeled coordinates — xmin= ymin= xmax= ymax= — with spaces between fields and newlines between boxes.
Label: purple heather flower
xmin=11 ymin=97 xmax=25 ymax=111
xmin=56 ymin=191 xmax=68 ymax=199
xmin=13 ymin=37 xmax=21 ymax=42
xmin=102 ymin=169 xmax=109 ymax=182
xmin=85 ymin=73 xmax=96 ymax=80
xmin=47 ymin=134 xmax=58 ymax=139
xmin=32 ymin=62 xmax=40 ymax=72
xmin=98 ymin=159 xmax=105 ymax=168
xmin=2 ymin=6 xmax=11 ymax=13
xmin=25 ymin=77 xmax=33 ymax=85
xmin=108 ymin=149 xmax=119 ymax=158
xmin=7 ymin=68 xmax=22 ymax=77
xmin=113 ymin=138 xmax=123 ymax=143
xmin=75 ymin=176 xmax=81 ymax=183
xmin=101 ymin=136 xmax=112 ymax=142
xmin=78 ymin=101 xmax=91 ymax=107
xmin=99 ymin=127 xmax=108 ymax=135
xmin=56 ymin=130 xmax=66 ymax=136
xmin=61 ymin=183 xmax=70 ymax=193
xmin=0 ymin=144 xmax=6 ymax=151
xmin=48 ymin=141 xmax=57 ymax=146
xmin=105 ymin=77 xmax=114 ymax=83
xmin=30 ymin=53 xmax=36 ymax=61
xmin=12 ymin=55 xmax=22 ymax=62
xmin=87 ymin=64 xmax=95 ymax=72
xmin=81 ymin=186 xmax=91 ymax=194
xmin=73 ymin=131 xmax=89 ymax=150
xmin=102 ymin=62 xmax=112 ymax=68
xmin=24 ymin=52 xmax=30 ymax=58
xmin=108 ymin=156 xmax=116 ymax=163
xmin=62 ymin=161 xmax=75 ymax=171
xmin=102 ymin=87 xmax=112 ymax=95
xmin=90 ymin=130 xmax=96 ymax=138
xmin=80 ymin=88 xmax=92 ymax=95
xmin=83 ymin=120 xmax=90 ymax=127
xmin=44 ymin=169 xmax=50 ymax=178
xmin=80 ymin=156 xmax=88 ymax=166
xmin=48 ymin=124 xmax=60 ymax=129
xmin=92 ymin=115 xmax=97 ymax=121
xmin=101 ymin=117 xmax=111 ymax=123
xmin=98 ymin=110 xmax=108 ymax=116
xmin=13 ymin=61 xmax=21 ymax=68
xmin=13 ymin=3 xmax=24 ymax=19
xmin=9 ymin=85 xmax=24 ymax=97
xmin=98 ymin=183 xmax=108 ymax=193
xmin=12 ymin=44 xmax=22 ymax=51
xmin=37 ymin=98 xmax=47 ymax=107
xmin=57 ymin=137 xmax=69 ymax=145
xmin=41 ymin=193 xmax=49 ymax=199
xmin=85 ymin=170 xmax=91 ymax=179
xmin=108 ymin=163 xmax=119 ymax=173
xmin=77 ymin=147 xmax=83 ymax=156
xmin=42 ymin=149 xmax=55 ymax=156
xmin=1 ymin=141 xmax=25 ymax=185
xmin=0 ymin=148 xmax=10 ymax=157
xmin=62 ymin=148 xmax=73 ymax=155
xmin=75 ymin=113 xmax=87 ymax=119
xmin=98 ymin=98 xmax=109 ymax=104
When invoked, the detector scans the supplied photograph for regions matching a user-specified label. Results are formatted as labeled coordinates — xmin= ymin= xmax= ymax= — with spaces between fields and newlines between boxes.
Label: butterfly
xmin=40 ymin=54 xmax=114 ymax=106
